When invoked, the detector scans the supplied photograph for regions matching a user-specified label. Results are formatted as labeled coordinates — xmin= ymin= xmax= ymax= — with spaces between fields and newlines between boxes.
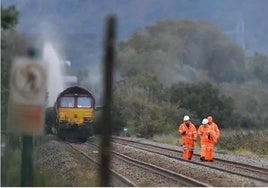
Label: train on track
xmin=45 ymin=86 xmax=95 ymax=142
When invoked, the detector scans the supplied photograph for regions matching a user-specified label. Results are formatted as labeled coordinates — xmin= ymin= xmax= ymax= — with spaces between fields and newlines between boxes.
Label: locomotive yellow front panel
xmin=58 ymin=107 xmax=94 ymax=125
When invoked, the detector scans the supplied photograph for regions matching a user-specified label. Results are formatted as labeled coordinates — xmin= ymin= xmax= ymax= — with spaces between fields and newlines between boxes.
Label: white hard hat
xmin=183 ymin=115 xmax=190 ymax=121
xmin=202 ymin=118 xmax=208 ymax=124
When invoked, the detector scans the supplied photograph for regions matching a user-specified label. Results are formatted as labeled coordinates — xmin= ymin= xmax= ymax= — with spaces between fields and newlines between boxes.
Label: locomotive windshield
xmin=77 ymin=97 xmax=91 ymax=108
xmin=60 ymin=97 xmax=75 ymax=107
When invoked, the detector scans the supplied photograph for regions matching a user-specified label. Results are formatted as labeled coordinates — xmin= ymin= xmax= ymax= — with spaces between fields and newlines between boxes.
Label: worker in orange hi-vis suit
xmin=198 ymin=118 xmax=216 ymax=162
xmin=207 ymin=116 xmax=220 ymax=143
xmin=178 ymin=115 xmax=197 ymax=160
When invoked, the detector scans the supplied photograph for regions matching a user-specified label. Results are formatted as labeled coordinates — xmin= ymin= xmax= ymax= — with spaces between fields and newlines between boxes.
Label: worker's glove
xmin=181 ymin=131 xmax=186 ymax=135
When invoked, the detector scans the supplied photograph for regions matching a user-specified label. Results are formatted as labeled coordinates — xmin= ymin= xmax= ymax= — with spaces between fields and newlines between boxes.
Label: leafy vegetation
xmin=1 ymin=149 xmax=21 ymax=186
xmin=112 ymin=71 xmax=177 ymax=137
xmin=217 ymin=129 xmax=268 ymax=156
xmin=247 ymin=52 xmax=268 ymax=84
xmin=110 ymin=18 xmax=268 ymax=139
xmin=167 ymin=82 xmax=235 ymax=128
xmin=152 ymin=130 xmax=268 ymax=156
xmin=117 ymin=19 xmax=247 ymax=85
xmin=112 ymin=71 xmax=255 ymax=137
xmin=1 ymin=5 xmax=18 ymax=29
xmin=33 ymin=169 xmax=66 ymax=187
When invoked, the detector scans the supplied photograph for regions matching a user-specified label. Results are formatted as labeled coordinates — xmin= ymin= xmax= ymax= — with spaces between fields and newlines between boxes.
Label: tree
xmin=247 ymin=52 xmax=268 ymax=84
xmin=167 ymin=82 xmax=236 ymax=128
xmin=112 ymin=71 xmax=179 ymax=137
xmin=117 ymin=19 xmax=247 ymax=85
xmin=1 ymin=5 xmax=19 ymax=30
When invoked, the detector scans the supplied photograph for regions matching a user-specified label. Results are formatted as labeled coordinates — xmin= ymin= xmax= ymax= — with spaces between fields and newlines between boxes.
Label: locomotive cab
xmin=46 ymin=86 xmax=95 ymax=142
xmin=57 ymin=95 xmax=94 ymax=125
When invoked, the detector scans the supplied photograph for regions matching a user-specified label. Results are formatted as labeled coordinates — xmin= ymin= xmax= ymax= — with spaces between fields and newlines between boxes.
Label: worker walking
xmin=198 ymin=118 xmax=216 ymax=161
xmin=207 ymin=116 xmax=220 ymax=143
xmin=178 ymin=115 xmax=197 ymax=160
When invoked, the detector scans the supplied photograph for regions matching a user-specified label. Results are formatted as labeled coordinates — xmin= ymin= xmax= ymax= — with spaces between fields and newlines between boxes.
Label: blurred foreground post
xmin=21 ymin=136 xmax=33 ymax=186
xmin=7 ymin=48 xmax=46 ymax=186
xmin=99 ymin=16 xmax=116 ymax=186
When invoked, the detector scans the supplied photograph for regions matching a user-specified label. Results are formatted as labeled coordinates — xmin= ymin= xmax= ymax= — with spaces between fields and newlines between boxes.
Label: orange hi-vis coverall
xmin=178 ymin=122 xmax=197 ymax=160
xmin=210 ymin=122 xmax=220 ymax=142
xmin=207 ymin=116 xmax=220 ymax=142
xmin=198 ymin=124 xmax=216 ymax=161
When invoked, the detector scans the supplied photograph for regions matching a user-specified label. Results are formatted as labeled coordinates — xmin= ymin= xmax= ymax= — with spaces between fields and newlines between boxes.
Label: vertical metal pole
xmin=99 ymin=16 xmax=116 ymax=187
xmin=20 ymin=135 xmax=33 ymax=186
xmin=20 ymin=48 xmax=36 ymax=187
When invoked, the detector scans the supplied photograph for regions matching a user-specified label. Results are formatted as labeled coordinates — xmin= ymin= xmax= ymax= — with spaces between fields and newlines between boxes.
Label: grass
xmin=152 ymin=132 xmax=181 ymax=146
xmin=1 ymin=134 xmax=99 ymax=187
xmin=152 ymin=129 xmax=268 ymax=156
xmin=1 ymin=138 xmax=66 ymax=186
xmin=217 ymin=129 xmax=268 ymax=156
xmin=34 ymin=169 xmax=66 ymax=186
xmin=1 ymin=149 xmax=21 ymax=186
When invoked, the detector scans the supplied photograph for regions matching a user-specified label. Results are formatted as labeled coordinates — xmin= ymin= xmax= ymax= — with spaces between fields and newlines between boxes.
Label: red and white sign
xmin=7 ymin=57 xmax=47 ymax=135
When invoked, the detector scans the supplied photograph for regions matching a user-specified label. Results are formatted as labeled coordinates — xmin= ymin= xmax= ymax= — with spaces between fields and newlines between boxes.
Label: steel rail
xmin=112 ymin=137 xmax=268 ymax=184
xmin=88 ymin=142 xmax=210 ymax=187
xmin=67 ymin=142 xmax=136 ymax=187
xmin=113 ymin=137 xmax=268 ymax=175
xmin=112 ymin=150 xmax=211 ymax=187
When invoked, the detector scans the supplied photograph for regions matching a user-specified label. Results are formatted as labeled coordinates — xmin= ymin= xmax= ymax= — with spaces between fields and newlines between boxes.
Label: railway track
xmin=66 ymin=142 xmax=136 ymax=187
xmin=112 ymin=137 xmax=268 ymax=185
xmin=112 ymin=149 xmax=210 ymax=187
xmin=80 ymin=142 xmax=211 ymax=187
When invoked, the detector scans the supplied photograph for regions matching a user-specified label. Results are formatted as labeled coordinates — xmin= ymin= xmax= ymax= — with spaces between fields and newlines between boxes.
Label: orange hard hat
xmin=207 ymin=116 xmax=213 ymax=122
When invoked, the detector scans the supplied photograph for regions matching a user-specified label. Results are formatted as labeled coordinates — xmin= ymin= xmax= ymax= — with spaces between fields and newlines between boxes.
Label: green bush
xmin=152 ymin=130 xmax=268 ymax=156
xmin=217 ymin=129 xmax=268 ymax=155
xmin=1 ymin=149 xmax=21 ymax=186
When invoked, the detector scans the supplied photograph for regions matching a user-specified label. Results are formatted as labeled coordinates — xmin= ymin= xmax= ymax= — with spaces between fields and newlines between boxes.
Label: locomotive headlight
xmin=84 ymin=117 xmax=91 ymax=122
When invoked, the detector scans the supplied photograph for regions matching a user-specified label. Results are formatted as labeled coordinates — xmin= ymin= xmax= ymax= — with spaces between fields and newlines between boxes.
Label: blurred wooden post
xmin=20 ymin=49 xmax=37 ymax=187
xmin=99 ymin=16 xmax=116 ymax=186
